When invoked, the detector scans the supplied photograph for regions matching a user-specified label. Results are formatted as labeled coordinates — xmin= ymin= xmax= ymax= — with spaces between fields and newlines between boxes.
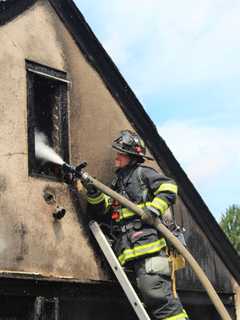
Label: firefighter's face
xmin=115 ymin=152 xmax=131 ymax=168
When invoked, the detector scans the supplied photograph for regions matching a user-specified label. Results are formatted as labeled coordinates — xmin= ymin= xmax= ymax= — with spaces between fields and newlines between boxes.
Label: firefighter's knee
xmin=137 ymin=274 xmax=170 ymax=307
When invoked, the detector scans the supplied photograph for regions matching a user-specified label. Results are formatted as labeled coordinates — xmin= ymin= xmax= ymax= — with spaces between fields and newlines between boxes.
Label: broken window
xmin=26 ymin=60 xmax=69 ymax=180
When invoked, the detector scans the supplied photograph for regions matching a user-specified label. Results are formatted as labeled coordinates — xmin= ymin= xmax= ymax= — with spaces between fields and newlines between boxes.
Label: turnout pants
xmin=132 ymin=256 xmax=189 ymax=320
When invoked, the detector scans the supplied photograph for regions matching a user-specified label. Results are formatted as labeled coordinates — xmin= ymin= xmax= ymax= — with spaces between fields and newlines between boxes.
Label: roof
xmin=1 ymin=0 xmax=239 ymax=284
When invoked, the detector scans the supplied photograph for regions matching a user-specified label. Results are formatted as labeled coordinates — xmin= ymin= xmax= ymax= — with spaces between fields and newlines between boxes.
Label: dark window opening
xmin=26 ymin=60 xmax=69 ymax=180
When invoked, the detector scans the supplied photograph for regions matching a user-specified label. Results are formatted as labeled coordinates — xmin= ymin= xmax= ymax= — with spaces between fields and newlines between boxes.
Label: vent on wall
xmin=26 ymin=60 xmax=70 ymax=180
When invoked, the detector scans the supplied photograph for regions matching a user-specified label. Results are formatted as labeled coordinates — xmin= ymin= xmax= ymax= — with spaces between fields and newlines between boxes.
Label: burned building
xmin=0 ymin=0 xmax=239 ymax=319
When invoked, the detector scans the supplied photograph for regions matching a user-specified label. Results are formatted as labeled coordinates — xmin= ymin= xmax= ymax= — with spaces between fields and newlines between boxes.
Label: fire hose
xmin=62 ymin=162 xmax=232 ymax=320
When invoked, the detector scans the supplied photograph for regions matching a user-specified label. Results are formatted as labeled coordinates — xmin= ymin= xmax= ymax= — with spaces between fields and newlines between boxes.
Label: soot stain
xmin=0 ymin=175 xmax=7 ymax=192
xmin=15 ymin=223 xmax=29 ymax=262
xmin=43 ymin=186 xmax=56 ymax=205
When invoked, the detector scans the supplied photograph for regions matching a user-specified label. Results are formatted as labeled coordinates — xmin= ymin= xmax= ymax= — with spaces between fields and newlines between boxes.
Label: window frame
xmin=26 ymin=60 xmax=70 ymax=181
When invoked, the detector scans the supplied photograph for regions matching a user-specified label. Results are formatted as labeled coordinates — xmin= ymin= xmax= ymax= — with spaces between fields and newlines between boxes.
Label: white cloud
xmin=158 ymin=119 xmax=240 ymax=220
xmin=158 ymin=120 xmax=240 ymax=186
xmin=77 ymin=0 xmax=240 ymax=95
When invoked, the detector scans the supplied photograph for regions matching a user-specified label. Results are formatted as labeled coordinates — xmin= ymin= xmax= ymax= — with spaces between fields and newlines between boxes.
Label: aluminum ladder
xmin=89 ymin=220 xmax=151 ymax=320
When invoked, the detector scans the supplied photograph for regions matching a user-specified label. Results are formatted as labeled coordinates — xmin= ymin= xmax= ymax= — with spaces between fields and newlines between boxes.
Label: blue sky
xmin=75 ymin=0 xmax=240 ymax=221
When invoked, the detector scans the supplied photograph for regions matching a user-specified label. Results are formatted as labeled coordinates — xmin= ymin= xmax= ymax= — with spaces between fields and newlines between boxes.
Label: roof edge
xmin=0 ymin=0 xmax=37 ymax=26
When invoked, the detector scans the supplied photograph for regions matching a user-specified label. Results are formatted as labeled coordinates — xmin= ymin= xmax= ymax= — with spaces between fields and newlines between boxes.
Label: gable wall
xmin=0 ymin=0 xmax=157 ymax=282
xmin=175 ymin=199 xmax=234 ymax=293
xmin=0 ymin=0 xmax=234 ymax=295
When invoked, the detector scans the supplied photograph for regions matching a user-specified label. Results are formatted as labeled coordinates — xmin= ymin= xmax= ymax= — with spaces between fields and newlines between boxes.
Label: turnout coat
xmin=87 ymin=163 xmax=178 ymax=266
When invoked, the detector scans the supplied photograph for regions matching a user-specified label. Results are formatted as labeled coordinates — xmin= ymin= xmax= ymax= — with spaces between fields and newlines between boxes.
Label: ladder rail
xmin=89 ymin=220 xmax=151 ymax=320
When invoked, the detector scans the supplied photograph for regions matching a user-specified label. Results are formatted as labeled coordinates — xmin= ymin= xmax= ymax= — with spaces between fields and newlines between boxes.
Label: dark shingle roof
xmin=0 ymin=0 xmax=37 ymax=25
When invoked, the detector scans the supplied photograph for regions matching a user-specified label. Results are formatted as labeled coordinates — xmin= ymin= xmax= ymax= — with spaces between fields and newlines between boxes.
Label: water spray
xmin=34 ymin=131 xmax=88 ymax=180
xmin=35 ymin=131 xmax=65 ymax=165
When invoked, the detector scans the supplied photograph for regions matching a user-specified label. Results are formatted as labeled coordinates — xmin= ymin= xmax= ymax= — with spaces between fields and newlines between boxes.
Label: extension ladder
xmin=89 ymin=220 xmax=151 ymax=320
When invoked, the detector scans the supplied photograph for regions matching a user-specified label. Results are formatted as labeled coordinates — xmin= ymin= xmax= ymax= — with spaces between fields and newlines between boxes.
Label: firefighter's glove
xmin=62 ymin=164 xmax=76 ymax=185
xmin=81 ymin=178 xmax=99 ymax=195
xmin=62 ymin=172 xmax=75 ymax=185
xmin=141 ymin=207 xmax=161 ymax=225
xmin=162 ymin=210 xmax=174 ymax=228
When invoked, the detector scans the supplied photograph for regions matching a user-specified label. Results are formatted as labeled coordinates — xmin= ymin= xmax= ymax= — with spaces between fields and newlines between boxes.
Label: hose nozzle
xmin=61 ymin=162 xmax=88 ymax=182
xmin=62 ymin=163 xmax=76 ymax=174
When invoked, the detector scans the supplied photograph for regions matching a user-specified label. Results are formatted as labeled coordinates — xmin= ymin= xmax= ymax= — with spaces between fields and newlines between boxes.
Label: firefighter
xmin=85 ymin=130 xmax=189 ymax=320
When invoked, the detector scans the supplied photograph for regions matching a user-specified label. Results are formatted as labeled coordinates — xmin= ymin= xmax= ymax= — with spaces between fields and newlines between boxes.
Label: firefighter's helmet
xmin=112 ymin=130 xmax=153 ymax=160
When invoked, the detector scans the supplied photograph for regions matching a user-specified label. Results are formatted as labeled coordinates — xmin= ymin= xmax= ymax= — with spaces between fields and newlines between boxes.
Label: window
xmin=26 ymin=60 xmax=69 ymax=180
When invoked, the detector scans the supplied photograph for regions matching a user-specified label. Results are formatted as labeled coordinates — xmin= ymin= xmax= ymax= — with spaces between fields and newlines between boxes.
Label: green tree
xmin=220 ymin=204 xmax=240 ymax=255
